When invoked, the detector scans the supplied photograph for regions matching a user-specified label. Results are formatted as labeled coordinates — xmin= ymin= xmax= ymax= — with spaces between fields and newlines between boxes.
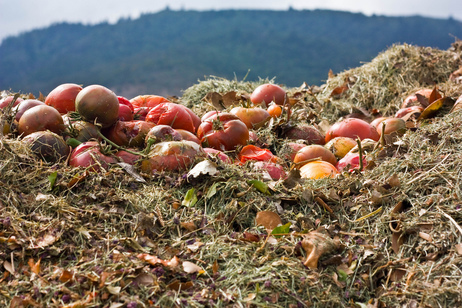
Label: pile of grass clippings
xmin=1 ymin=41 xmax=462 ymax=308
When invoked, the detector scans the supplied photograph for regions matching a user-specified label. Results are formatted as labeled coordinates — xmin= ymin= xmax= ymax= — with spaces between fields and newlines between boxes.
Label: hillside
xmin=1 ymin=9 xmax=461 ymax=97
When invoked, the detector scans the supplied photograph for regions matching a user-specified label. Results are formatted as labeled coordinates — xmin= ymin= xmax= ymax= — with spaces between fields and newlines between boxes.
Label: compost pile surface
xmin=2 ymin=42 xmax=462 ymax=307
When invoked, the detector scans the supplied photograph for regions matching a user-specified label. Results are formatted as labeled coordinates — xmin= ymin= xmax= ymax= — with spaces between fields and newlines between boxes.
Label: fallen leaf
xmin=255 ymin=211 xmax=282 ymax=232
xmin=29 ymin=229 xmax=63 ymax=249
xmin=186 ymin=241 xmax=204 ymax=252
xmin=28 ymin=258 xmax=41 ymax=275
xmin=183 ymin=261 xmax=203 ymax=274
xmin=301 ymin=231 xmax=342 ymax=269
xmin=330 ymin=84 xmax=349 ymax=97
xmin=188 ymin=160 xmax=218 ymax=178
xmin=181 ymin=222 xmax=197 ymax=232
xmin=212 ymin=260 xmax=219 ymax=275
xmin=60 ymin=270 xmax=74 ymax=283
xmin=117 ymin=162 xmax=146 ymax=182
xmin=271 ymin=222 xmax=291 ymax=238
xmin=419 ymin=232 xmax=432 ymax=242
xmin=182 ymin=188 xmax=198 ymax=207
xmin=137 ymin=254 xmax=180 ymax=269
xmin=241 ymin=232 xmax=260 ymax=242
xmin=107 ymin=286 xmax=121 ymax=295
xmin=167 ymin=280 xmax=194 ymax=291
xmin=203 ymin=92 xmax=225 ymax=110
xmin=336 ymin=263 xmax=354 ymax=275
xmin=455 ymin=243 xmax=462 ymax=255
xmin=133 ymin=272 xmax=155 ymax=286
xmin=244 ymin=293 xmax=256 ymax=301
xmin=3 ymin=261 xmax=14 ymax=275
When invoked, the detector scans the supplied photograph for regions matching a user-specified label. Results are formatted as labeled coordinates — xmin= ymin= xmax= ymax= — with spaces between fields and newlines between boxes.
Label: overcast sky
xmin=1 ymin=0 xmax=461 ymax=42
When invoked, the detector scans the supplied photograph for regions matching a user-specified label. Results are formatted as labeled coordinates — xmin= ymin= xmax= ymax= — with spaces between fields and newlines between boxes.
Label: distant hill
xmin=0 ymin=9 xmax=461 ymax=98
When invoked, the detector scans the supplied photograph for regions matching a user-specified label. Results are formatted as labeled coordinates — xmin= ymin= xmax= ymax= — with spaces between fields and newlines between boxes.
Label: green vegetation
xmin=0 ymin=9 xmax=461 ymax=97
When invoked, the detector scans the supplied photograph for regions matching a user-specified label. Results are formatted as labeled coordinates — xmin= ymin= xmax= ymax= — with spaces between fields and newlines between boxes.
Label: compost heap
xmin=1 ymin=42 xmax=462 ymax=307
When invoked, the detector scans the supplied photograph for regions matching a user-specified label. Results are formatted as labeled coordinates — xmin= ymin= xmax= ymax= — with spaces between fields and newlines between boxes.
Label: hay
xmin=2 ymin=42 xmax=462 ymax=307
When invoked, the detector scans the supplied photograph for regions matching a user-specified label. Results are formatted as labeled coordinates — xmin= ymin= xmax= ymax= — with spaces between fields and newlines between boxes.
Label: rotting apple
xmin=75 ymin=84 xmax=119 ymax=128
xmin=45 ymin=83 xmax=83 ymax=114
xmin=250 ymin=83 xmax=288 ymax=107
xmin=197 ymin=112 xmax=249 ymax=151
xmin=18 ymin=105 xmax=65 ymax=136
xmin=230 ymin=106 xmax=271 ymax=129
xmin=284 ymin=124 xmax=325 ymax=145
xmin=22 ymin=131 xmax=70 ymax=163
xmin=69 ymin=141 xmax=117 ymax=172
xmin=299 ymin=161 xmax=339 ymax=179
xmin=325 ymin=118 xmax=379 ymax=143
xmin=141 ymin=140 xmax=205 ymax=172
xmin=293 ymin=144 xmax=337 ymax=167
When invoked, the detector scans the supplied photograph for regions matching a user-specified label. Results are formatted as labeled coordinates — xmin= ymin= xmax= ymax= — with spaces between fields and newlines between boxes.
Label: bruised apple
xmin=142 ymin=140 xmax=205 ymax=172
xmin=197 ymin=112 xmax=249 ymax=151
xmin=299 ymin=161 xmax=339 ymax=179
xmin=375 ymin=117 xmax=406 ymax=137
xmin=203 ymin=148 xmax=232 ymax=164
xmin=130 ymin=95 xmax=171 ymax=109
xmin=145 ymin=125 xmax=183 ymax=144
xmin=18 ymin=105 xmax=65 ymax=136
xmin=69 ymin=141 xmax=117 ymax=172
xmin=293 ymin=144 xmax=337 ymax=167
xmin=325 ymin=118 xmax=379 ymax=143
xmin=145 ymin=102 xmax=195 ymax=133
xmin=336 ymin=152 xmax=367 ymax=173
xmin=283 ymin=124 xmax=325 ymax=145
xmin=13 ymin=99 xmax=45 ymax=122
xmin=230 ymin=106 xmax=270 ymax=129
xmin=45 ymin=83 xmax=83 ymax=114
xmin=105 ymin=120 xmax=155 ymax=147
xmin=75 ymin=85 xmax=119 ymax=128
xmin=250 ymin=84 xmax=288 ymax=106
xmin=252 ymin=161 xmax=287 ymax=180
xmin=22 ymin=131 xmax=70 ymax=163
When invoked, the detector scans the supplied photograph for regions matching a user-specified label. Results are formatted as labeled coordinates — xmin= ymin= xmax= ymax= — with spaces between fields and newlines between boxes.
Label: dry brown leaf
xmin=29 ymin=231 xmax=62 ymax=249
xmin=241 ymin=232 xmax=261 ymax=242
xmin=181 ymin=221 xmax=197 ymax=232
xmin=203 ymin=92 xmax=225 ymax=110
xmin=3 ymin=261 xmax=15 ymax=275
xmin=387 ymin=173 xmax=401 ymax=187
xmin=455 ymin=243 xmax=462 ymax=255
xmin=28 ymin=258 xmax=41 ymax=275
xmin=133 ymin=272 xmax=155 ymax=286
xmin=137 ymin=254 xmax=180 ymax=269
xmin=255 ymin=211 xmax=282 ymax=232
xmin=450 ymin=66 xmax=462 ymax=81
xmin=301 ymin=231 xmax=342 ymax=269
xmin=59 ymin=270 xmax=74 ymax=283
xmin=330 ymin=83 xmax=349 ymax=97
xmin=167 ymin=280 xmax=194 ymax=291
xmin=221 ymin=91 xmax=240 ymax=107
xmin=418 ymin=232 xmax=432 ymax=242
xmin=212 ymin=260 xmax=219 ymax=275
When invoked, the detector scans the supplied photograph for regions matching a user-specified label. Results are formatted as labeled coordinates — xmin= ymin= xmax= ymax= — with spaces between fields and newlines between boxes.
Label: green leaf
xmin=206 ymin=182 xmax=220 ymax=199
xmin=182 ymin=188 xmax=198 ymax=207
xmin=271 ymin=222 xmax=291 ymax=238
xmin=248 ymin=180 xmax=270 ymax=195
xmin=48 ymin=171 xmax=58 ymax=190
xmin=337 ymin=268 xmax=348 ymax=281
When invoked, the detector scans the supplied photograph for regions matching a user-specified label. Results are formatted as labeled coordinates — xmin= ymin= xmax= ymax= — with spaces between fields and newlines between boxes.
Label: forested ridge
xmin=1 ymin=8 xmax=461 ymax=97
